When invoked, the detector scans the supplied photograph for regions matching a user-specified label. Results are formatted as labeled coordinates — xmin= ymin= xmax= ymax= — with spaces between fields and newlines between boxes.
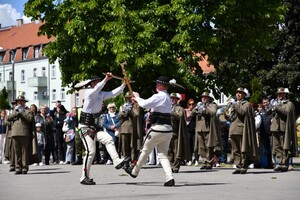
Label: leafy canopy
xmin=24 ymin=0 xmax=285 ymax=99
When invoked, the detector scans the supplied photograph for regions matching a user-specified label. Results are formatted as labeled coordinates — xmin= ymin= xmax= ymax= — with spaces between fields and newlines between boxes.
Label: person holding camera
xmin=6 ymin=95 xmax=34 ymax=175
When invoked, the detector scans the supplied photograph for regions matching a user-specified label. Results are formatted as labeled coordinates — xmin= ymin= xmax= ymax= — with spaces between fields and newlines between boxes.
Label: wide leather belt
xmin=149 ymin=112 xmax=171 ymax=125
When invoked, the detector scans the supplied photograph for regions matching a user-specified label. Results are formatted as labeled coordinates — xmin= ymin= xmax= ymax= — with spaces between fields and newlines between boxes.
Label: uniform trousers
xmin=272 ymin=131 xmax=289 ymax=167
xmin=79 ymin=124 xmax=124 ymax=181
xmin=230 ymin=134 xmax=248 ymax=169
xmin=132 ymin=124 xmax=173 ymax=182
xmin=196 ymin=131 xmax=214 ymax=165
xmin=13 ymin=136 xmax=29 ymax=171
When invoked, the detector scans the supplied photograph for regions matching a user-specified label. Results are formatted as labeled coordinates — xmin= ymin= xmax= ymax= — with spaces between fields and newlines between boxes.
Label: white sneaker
xmin=39 ymin=162 xmax=44 ymax=166
xmin=106 ymin=160 xmax=113 ymax=165
xmin=248 ymin=164 xmax=254 ymax=169
xmin=186 ymin=161 xmax=192 ymax=166
xmin=3 ymin=160 xmax=10 ymax=164
xmin=215 ymin=163 xmax=221 ymax=167
xmin=59 ymin=161 xmax=64 ymax=165
xmin=232 ymin=164 xmax=237 ymax=168
xmin=33 ymin=163 xmax=38 ymax=166
xmin=194 ymin=161 xmax=199 ymax=166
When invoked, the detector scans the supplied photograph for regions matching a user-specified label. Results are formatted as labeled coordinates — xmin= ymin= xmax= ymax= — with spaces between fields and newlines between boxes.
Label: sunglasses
xmin=109 ymin=107 xmax=115 ymax=109
xmin=189 ymin=103 xmax=195 ymax=105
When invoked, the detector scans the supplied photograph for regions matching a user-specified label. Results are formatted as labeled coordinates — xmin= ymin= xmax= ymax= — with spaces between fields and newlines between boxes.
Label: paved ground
xmin=1 ymin=158 xmax=300 ymax=200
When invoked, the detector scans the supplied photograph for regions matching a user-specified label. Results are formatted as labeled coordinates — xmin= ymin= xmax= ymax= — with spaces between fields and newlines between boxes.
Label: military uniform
xmin=266 ymin=87 xmax=298 ymax=172
xmin=6 ymin=96 xmax=34 ymax=174
xmin=118 ymin=92 xmax=144 ymax=161
xmin=192 ymin=92 xmax=221 ymax=169
xmin=168 ymin=93 xmax=191 ymax=172
xmin=227 ymin=88 xmax=258 ymax=174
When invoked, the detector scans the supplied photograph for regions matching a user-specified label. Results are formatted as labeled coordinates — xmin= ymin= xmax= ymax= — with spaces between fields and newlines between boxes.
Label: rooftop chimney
xmin=16 ymin=19 xmax=24 ymax=27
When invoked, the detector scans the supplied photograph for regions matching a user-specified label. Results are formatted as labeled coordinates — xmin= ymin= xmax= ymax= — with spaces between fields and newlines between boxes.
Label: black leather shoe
xmin=15 ymin=170 xmax=22 ymax=175
xmin=232 ymin=170 xmax=241 ymax=174
xmin=9 ymin=168 xmax=15 ymax=172
xmin=124 ymin=166 xmax=137 ymax=178
xmin=274 ymin=166 xmax=282 ymax=172
xmin=115 ymin=156 xmax=131 ymax=170
xmin=22 ymin=170 xmax=28 ymax=174
xmin=281 ymin=166 xmax=288 ymax=172
xmin=200 ymin=165 xmax=207 ymax=170
xmin=206 ymin=165 xmax=212 ymax=170
xmin=80 ymin=177 xmax=96 ymax=185
xmin=72 ymin=160 xmax=83 ymax=165
xmin=164 ymin=179 xmax=175 ymax=187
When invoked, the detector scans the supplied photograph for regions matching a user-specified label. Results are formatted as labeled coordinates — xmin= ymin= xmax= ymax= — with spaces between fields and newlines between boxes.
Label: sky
xmin=0 ymin=0 xmax=31 ymax=27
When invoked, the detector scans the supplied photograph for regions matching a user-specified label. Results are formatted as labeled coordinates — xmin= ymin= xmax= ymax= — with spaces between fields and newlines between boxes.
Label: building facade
xmin=0 ymin=20 xmax=78 ymax=110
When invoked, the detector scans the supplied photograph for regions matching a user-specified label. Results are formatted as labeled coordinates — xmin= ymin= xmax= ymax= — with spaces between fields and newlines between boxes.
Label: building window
xmin=34 ymin=91 xmax=38 ymax=100
xmin=42 ymin=45 xmax=46 ymax=57
xmin=0 ymin=52 xmax=4 ymax=63
xmin=42 ymin=67 xmax=46 ymax=77
xmin=22 ymin=48 xmax=28 ymax=60
xmin=52 ymin=89 xmax=56 ymax=101
xmin=33 ymin=68 xmax=37 ymax=77
xmin=43 ymin=91 xmax=47 ymax=100
xmin=21 ymin=70 xmax=25 ymax=83
xmin=75 ymin=93 xmax=79 ymax=107
xmin=61 ymin=88 xmax=65 ymax=101
xmin=34 ymin=46 xmax=39 ymax=58
xmin=51 ymin=65 xmax=56 ymax=78
xmin=9 ymin=72 xmax=12 ymax=81
xmin=9 ymin=51 xmax=15 ymax=62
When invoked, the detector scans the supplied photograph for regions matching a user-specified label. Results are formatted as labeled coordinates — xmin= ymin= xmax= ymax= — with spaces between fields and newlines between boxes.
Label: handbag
xmin=64 ymin=129 xmax=75 ymax=143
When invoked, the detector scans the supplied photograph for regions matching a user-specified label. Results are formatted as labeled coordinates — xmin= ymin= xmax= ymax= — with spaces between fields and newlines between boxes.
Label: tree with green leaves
xmin=24 ymin=0 xmax=286 ymax=100
xmin=0 ymin=87 xmax=11 ymax=110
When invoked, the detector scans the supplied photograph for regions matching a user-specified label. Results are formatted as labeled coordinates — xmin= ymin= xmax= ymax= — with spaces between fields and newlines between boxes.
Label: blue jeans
xmin=65 ymin=140 xmax=74 ymax=163
xmin=38 ymin=144 xmax=44 ymax=163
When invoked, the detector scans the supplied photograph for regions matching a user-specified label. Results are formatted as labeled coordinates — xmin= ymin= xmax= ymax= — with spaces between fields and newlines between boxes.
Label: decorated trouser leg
xmin=80 ymin=128 xmax=96 ymax=182
xmin=96 ymin=131 xmax=126 ymax=169
xmin=132 ymin=130 xmax=173 ymax=182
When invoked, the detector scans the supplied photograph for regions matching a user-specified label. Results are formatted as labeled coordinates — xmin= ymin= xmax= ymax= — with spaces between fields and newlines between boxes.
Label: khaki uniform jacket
xmin=7 ymin=110 xmax=33 ymax=137
xmin=118 ymin=105 xmax=144 ymax=159
xmin=170 ymin=105 xmax=191 ymax=161
xmin=6 ymin=109 xmax=38 ymax=164
xmin=229 ymin=100 xmax=259 ymax=162
xmin=266 ymin=100 xmax=298 ymax=157
xmin=192 ymin=102 xmax=222 ymax=150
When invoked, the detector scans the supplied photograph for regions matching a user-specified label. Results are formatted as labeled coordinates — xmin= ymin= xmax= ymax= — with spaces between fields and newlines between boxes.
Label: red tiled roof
xmin=0 ymin=22 xmax=54 ymax=63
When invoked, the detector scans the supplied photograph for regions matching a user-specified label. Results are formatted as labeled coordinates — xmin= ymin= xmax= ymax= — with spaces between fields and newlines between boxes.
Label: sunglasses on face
xmin=189 ymin=103 xmax=195 ymax=105
xmin=109 ymin=107 xmax=115 ymax=109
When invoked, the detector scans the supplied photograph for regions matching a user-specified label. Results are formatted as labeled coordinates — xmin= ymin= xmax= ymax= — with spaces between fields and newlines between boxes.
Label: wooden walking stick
xmin=120 ymin=61 xmax=138 ymax=108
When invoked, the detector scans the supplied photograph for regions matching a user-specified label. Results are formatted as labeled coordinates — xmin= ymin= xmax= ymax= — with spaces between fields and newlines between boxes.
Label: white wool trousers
xmin=79 ymin=124 xmax=122 ymax=181
xmin=132 ymin=124 xmax=173 ymax=182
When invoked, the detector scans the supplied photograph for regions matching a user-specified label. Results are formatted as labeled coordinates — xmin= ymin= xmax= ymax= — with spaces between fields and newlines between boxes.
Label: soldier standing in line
xmin=225 ymin=88 xmax=259 ymax=174
xmin=168 ymin=93 xmax=191 ymax=173
xmin=118 ymin=92 xmax=144 ymax=163
xmin=266 ymin=87 xmax=298 ymax=172
xmin=6 ymin=95 xmax=34 ymax=175
xmin=192 ymin=92 xmax=221 ymax=170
